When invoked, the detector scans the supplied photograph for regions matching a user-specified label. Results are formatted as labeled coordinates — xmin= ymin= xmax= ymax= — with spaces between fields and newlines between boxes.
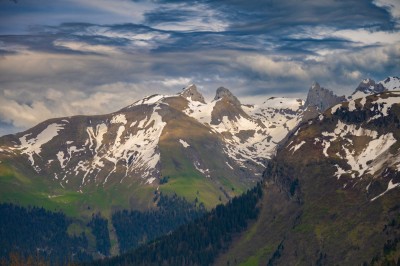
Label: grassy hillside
xmin=216 ymin=161 xmax=400 ymax=265
xmin=158 ymin=105 xmax=248 ymax=208
xmin=216 ymin=92 xmax=400 ymax=265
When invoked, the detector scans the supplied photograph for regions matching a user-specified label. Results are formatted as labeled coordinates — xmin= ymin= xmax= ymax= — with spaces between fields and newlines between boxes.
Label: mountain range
xmin=217 ymin=81 xmax=400 ymax=265
xmin=0 ymin=83 xmax=306 ymax=213
xmin=1 ymin=76 xmax=400 ymax=264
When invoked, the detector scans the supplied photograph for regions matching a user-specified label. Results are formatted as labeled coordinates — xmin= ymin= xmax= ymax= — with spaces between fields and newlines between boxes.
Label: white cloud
xmin=0 ymin=81 xmax=180 ymax=133
xmin=236 ymin=54 xmax=308 ymax=79
xmin=373 ymin=0 xmax=400 ymax=27
xmin=289 ymin=25 xmax=400 ymax=46
xmin=149 ymin=3 xmax=229 ymax=32
xmin=68 ymin=0 xmax=156 ymax=24
xmin=75 ymin=26 xmax=171 ymax=49
xmin=53 ymin=40 xmax=120 ymax=54
xmin=333 ymin=28 xmax=400 ymax=45
xmin=344 ymin=70 xmax=363 ymax=80
xmin=159 ymin=77 xmax=192 ymax=87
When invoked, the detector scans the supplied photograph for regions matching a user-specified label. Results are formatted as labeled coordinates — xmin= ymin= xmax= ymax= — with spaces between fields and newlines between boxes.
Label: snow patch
xmin=130 ymin=94 xmax=165 ymax=107
xmin=322 ymin=140 xmax=330 ymax=157
xmin=184 ymin=98 xmax=219 ymax=125
xmin=334 ymin=165 xmax=347 ymax=179
xmin=129 ymin=121 xmax=137 ymax=128
xmin=179 ymin=139 xmax=190 ymax=148
xmin=348 ymin=99 xmax=357 ymax=112
xmin=57 ymin=151 xmax=67 ymax=168
xmin=290 ymin=141 xmax=306 ymax=154
xmin=111 ymin=114 xmax=127 ymax=124
xmin=86 ymin=123 xmax=108 ymax=154
xmin=226 ymin=162 xmax=234 ymax=170
xmin=330 ymin=103 xmax=342 ymax=114
xmin=146 ymin=177 xmax=156 ymax=184
xmin=371 ymin=179 xmax=400 ymax=201
xmin=325 ymin=120 xmax=397 ymax=179
xmin=194 ymin=162 xmax=210 ymax=177
xmin=19 ymin=123 xmax=65 ymax=166
xmin=379 ymin=77 xmax=400 ymax=91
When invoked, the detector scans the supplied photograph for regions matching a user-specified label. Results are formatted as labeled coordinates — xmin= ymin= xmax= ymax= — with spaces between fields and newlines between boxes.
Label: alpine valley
xmin=1 ymin=76 xmax=400 ymax=265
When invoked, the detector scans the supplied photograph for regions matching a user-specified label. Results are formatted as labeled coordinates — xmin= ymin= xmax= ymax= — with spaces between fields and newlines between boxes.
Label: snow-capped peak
xmin=350 ymin=77 xmax=400 ymax=100
xmin=379 ymin=76 xmax=400 ymax=91
xmin=362 ymin=78 xmax=372 ymax=84
xmin=349 ymin=78 xmax=384 ymax=100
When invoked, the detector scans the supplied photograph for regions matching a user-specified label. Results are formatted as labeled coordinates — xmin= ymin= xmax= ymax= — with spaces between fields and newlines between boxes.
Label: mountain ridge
xmin=216 ymin=88 xmax=400 ymax=265
xmin=1 ymin=77 xmax=400 ymax=264
xmin=0 ymin=84 xmax=305 ymax=219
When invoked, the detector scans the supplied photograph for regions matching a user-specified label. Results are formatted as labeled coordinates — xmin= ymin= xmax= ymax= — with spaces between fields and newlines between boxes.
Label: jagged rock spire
xmin=214 ymin=87 xmax=241 ymax=107
xmin=304 ymin=82 xmax=346 ymax=112
xmin=180 ymin=84 xmax=206 ymax=103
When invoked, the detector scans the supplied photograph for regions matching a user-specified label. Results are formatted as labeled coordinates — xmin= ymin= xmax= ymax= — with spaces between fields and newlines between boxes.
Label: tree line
xmin=93 ymin=183 xmax=263 ymax=266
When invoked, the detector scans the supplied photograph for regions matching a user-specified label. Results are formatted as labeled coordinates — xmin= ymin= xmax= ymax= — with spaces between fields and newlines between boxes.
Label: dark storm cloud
xmin=150 ymin=0 xmax=394 ymax=30
xmin=0 ymin=0 xmax=399 ymax=134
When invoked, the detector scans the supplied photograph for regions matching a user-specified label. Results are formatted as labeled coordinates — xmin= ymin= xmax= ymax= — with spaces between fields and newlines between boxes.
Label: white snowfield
xmin=332 ymin=90 xmax=400 ymax=118
xmin=18 ymin=123 xmax=65 ymax=167
xmin=13 ymin=105 xmax=167 ymax=187
xmin=2 ymin=80 xmax=399 ymax=193
xmin=80 ymin=107 xmax=167 ymax=186
xmin=184 ymin=95 xmax=304 ymax=166
xmin=379 ymin=76 xmax=400 ymax=91
xmin=127 ymin=94 xmax=166 ymax=108
xmin=318 ymin=92 xmax=400 ymax=200
xmin=183 ymin=98 xmax=219 ymax=125
xmin=322 ymin=120 xmax=396 ymax=179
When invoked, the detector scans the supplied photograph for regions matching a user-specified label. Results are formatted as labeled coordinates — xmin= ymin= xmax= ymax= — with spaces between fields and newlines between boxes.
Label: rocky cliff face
xmin=217 ymin=90 xmax=400 ymax=265
xmin=179 ymin=84 xmax=206 ymax=103
xmin=214 ymin=87 xmax=241 ymax=107
xmin=304 ymin=82 xmax=346 ymax=112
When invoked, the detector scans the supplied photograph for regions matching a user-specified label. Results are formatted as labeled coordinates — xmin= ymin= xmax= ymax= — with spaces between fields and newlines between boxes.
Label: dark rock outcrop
xmin=304 ymin=82 xmax=346 ymax=112
xmin=214 ymin=87 xmax=241 ymax=107
xmin=180 ymin=84 xmax=206 ymax=103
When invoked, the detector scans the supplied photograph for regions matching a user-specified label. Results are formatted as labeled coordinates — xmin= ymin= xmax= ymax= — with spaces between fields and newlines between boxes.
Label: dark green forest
xmin=94 ymin=183 xmax=263 ymax=266
xmin=88 ymin=214 xmax=111 ymax=256
xmin=0 ymin=203 xmax=91 ymax=265
xmin=112 ymin=192 xmax=206 ymax=253
xmin=0 ymin=184 xmax=263 ymax=265
xmin=0 ymin=193 xmax=208 ymax=264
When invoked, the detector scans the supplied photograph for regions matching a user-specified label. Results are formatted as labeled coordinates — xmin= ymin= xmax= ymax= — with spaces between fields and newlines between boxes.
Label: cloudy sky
xmin=0 ymin=0 xmax=399 ymax=135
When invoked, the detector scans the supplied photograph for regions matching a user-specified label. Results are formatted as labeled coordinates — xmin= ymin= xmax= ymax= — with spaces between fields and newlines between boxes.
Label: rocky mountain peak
xmin=180 ymin=84 xmax=206 ymax=103
xmin=214 ymin=87 xmax=241 ymax=106
xmin=356 ymin=78 xmax=385 ymax=94
xmin=304 ymin=82 xmax=346 ymax=112
xmin=311 ymin=81 xmax=321 ymax=90
xmin=379 ymin=76 xmax=400 ymax=91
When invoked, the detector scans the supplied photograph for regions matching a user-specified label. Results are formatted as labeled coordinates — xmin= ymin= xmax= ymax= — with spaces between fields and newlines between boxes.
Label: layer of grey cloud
xmin=0 ymin=0 xmax=399 ymax=136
